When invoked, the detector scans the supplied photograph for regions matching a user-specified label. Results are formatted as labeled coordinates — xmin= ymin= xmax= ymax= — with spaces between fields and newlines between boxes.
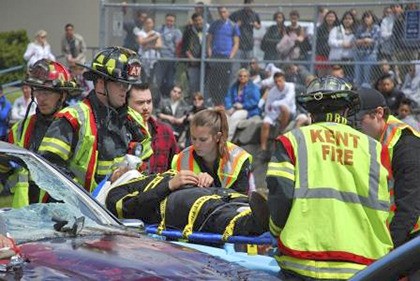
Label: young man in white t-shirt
xmin=259 ymin=72 xmax=296 ymax=159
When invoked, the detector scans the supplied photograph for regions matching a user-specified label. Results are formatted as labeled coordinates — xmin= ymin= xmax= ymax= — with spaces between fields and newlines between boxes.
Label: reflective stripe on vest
xmin=172 ymin=142 xmax=251 ymax=189
xmin=276 ymin=255 xmax=365 ymax=280
xmin=291 ymin=128 xmax=388 ymax=211
xmin=8 ymin=168 xmax=30 ymax=208
xmin=10 ymin=115 xmax=37 ymax=149
xmin=381 ymin=116 xmax=420 ymax=234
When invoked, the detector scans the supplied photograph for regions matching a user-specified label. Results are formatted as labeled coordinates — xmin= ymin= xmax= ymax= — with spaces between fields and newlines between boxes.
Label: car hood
xmin=5 ymin=234 xmax=279 ymax=280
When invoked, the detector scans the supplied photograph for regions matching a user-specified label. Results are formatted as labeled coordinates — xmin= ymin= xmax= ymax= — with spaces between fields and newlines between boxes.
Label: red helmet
xmin=25 ymin=59 xmax=81 ymax=93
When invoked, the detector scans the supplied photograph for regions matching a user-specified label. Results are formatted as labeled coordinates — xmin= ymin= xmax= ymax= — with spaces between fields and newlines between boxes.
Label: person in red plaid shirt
xmin=128 ymin=83 xmax=179 ymax=174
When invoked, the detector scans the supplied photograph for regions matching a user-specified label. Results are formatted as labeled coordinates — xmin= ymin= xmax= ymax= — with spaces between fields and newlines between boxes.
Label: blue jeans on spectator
xmin=354 ymin=51 xmax=377 ymax=88
xmin=155 ymin=60 xmax=176 ymax=99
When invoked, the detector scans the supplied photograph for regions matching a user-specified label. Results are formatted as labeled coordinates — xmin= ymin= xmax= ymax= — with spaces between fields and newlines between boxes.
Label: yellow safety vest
xmin=380 ymin=115 xmax=420 ymax=234
xmin=272 ymin=122 xmax=392 ymax=280
xmin=38 ymin=100 xmax=118 ymax=193
xmin=8 ymin=115 xmax=46 ymax=207
xmin=171 ymin=142 xmax=252 ymax=189
xmin=127 ymin=107 xmax=153 ymax=161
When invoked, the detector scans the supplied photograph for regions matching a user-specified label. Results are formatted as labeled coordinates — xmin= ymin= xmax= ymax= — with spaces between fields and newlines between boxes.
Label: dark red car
xmin=0 ymin=142 xmax=279 ymax=280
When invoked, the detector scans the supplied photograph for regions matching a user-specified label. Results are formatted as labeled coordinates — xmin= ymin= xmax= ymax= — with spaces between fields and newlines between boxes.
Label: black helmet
xmin=80 ymin=46 xmax=142 ymax=84
xmin=297 ymin=76 xmax=359 ymax=116
xmin=25 ymin=59 xmax=81 ymax=93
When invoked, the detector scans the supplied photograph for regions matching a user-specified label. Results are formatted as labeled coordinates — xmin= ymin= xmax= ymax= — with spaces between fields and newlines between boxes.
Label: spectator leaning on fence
xmin=260 ymin=11 xmax=286 ymax=62
xmin=207 ymin=6 xmax=240 ymax=106
xmin=229 ymin=0 xmax=261 ymax=71
xmin=23 ymin=30 xmax=55 ymax=69
xmin=392 ymin=4 xmax=419 ymax=81
xmin=379 ymin=5 xmax=396 ymax=62
xmin=354 ymin=10 xmax=380 ymax=89
xmin=182 ymin=12 xmax=205 ymax=96
xmin=315 ymin=10 xmax=340 ymax=77
xmin=122 ymin=6 xmax=148 ymax=52
xmin=155 ymin=13 xmax=183 ymax=100
xmin=225 ymin=68 xmax=261 ymax=141
xmin=328 ymin=11 xmax=356 ymax=81
xmin=135 ymin=17 xmax=162 ymax=87
xmin=61 ymin=23 xmax=87 ymax=70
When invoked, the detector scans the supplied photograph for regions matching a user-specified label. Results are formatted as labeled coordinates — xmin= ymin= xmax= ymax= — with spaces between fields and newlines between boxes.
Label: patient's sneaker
xmin=249 ymin=191 xmax=269 ymax=233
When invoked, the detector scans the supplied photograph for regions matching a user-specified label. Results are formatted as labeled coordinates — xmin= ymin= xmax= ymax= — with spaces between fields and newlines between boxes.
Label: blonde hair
xmin=191 ymin=108 xmax=229 ymax=159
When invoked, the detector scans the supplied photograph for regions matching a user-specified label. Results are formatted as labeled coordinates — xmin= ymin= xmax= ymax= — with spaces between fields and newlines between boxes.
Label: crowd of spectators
xmin=7 ymin=1 xmax=420 ymax=156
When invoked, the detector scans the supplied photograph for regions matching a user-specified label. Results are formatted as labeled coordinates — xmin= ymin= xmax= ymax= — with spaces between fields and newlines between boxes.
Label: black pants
xmin=207 ymin=55 xmax=231 ymax=106
xmin=164 ymin=187 xmax=261 ymax=236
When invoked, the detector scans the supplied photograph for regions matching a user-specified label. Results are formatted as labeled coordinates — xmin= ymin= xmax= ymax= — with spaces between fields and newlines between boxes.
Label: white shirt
xmin=11 ymin=96 xmax=37 ymax=122
xmin=265 ymin=82 xmax=296 ymax=115
xmin=23 ymin=42 xmax=55 ymax=68
xmin=328 ymin=25 xmax=355 ymax=60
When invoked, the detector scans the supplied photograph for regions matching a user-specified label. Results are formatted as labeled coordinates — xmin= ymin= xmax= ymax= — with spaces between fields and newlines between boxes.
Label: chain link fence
xmin=100 ymin=2 xmax=420 ymax=107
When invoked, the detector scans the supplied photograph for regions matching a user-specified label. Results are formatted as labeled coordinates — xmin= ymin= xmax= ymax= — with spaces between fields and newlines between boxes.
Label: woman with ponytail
xmin=171 ymin=108 xmax=254 ymax=195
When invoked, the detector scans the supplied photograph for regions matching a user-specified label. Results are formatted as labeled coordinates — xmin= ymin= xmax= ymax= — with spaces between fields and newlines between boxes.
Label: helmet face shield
xmin=298 ymin=76 xmax=359 ymax=116
xmin=306 ymin=76 xmax=352 ymax=94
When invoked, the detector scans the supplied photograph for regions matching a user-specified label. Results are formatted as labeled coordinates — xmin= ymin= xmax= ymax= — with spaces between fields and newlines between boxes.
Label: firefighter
xmin=38 ymin=47 xmax=149 ymax=193
xmin=7 ymin=59 xmax=81 ymax=207
xmin=356 ymin=88 xmax=420 ymax=248
xmin=267 ymin=76 xmax=392 ymax=280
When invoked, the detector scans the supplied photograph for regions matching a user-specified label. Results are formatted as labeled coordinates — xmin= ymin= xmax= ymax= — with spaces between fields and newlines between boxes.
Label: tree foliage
xmin=0 ymin=30 xmax=29 ymax=85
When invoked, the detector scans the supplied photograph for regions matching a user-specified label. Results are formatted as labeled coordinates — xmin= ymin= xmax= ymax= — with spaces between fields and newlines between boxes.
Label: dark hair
xmin=191 ymin=108 xmax=229 ymax=160
xmin=172 ymin=84 xmax=183 ymax=92
xmin=323 ymin=10 xmax=340 ymax=27
xmin=191 ymin=12 xmax=202 ymax=21
xmin=400 ymin=97 xmax=414 ymax=108
xmin=273 ymin=71 xmax=285 ymax=80
xmin=361 ymin=10 xmax=379 ymax=25
xmin=166 ymin=13 xmax=176 ymax=19
xmin=341 ymin=11 xmax=356 ymax=33
xmin=273 ymin=11 xmax=285 ymax=22
xmin=289 ymin=10 xmax=300 ymax=18
xmin=65 ymin=23 xmax=74 ymax=30
xmin=131 ymin=82 xmax=150 ymax=91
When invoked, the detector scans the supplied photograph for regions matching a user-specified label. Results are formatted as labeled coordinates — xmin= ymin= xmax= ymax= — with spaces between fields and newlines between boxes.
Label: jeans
xmin=354 ymin=51 xmax=377 ymax=88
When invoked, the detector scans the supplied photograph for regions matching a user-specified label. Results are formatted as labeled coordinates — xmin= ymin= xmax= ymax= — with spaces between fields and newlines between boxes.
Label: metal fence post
xmin=199 ymin=4 xmax=209 ymax=98
xmin=99 ymin=0 xmax=107 ymax=49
